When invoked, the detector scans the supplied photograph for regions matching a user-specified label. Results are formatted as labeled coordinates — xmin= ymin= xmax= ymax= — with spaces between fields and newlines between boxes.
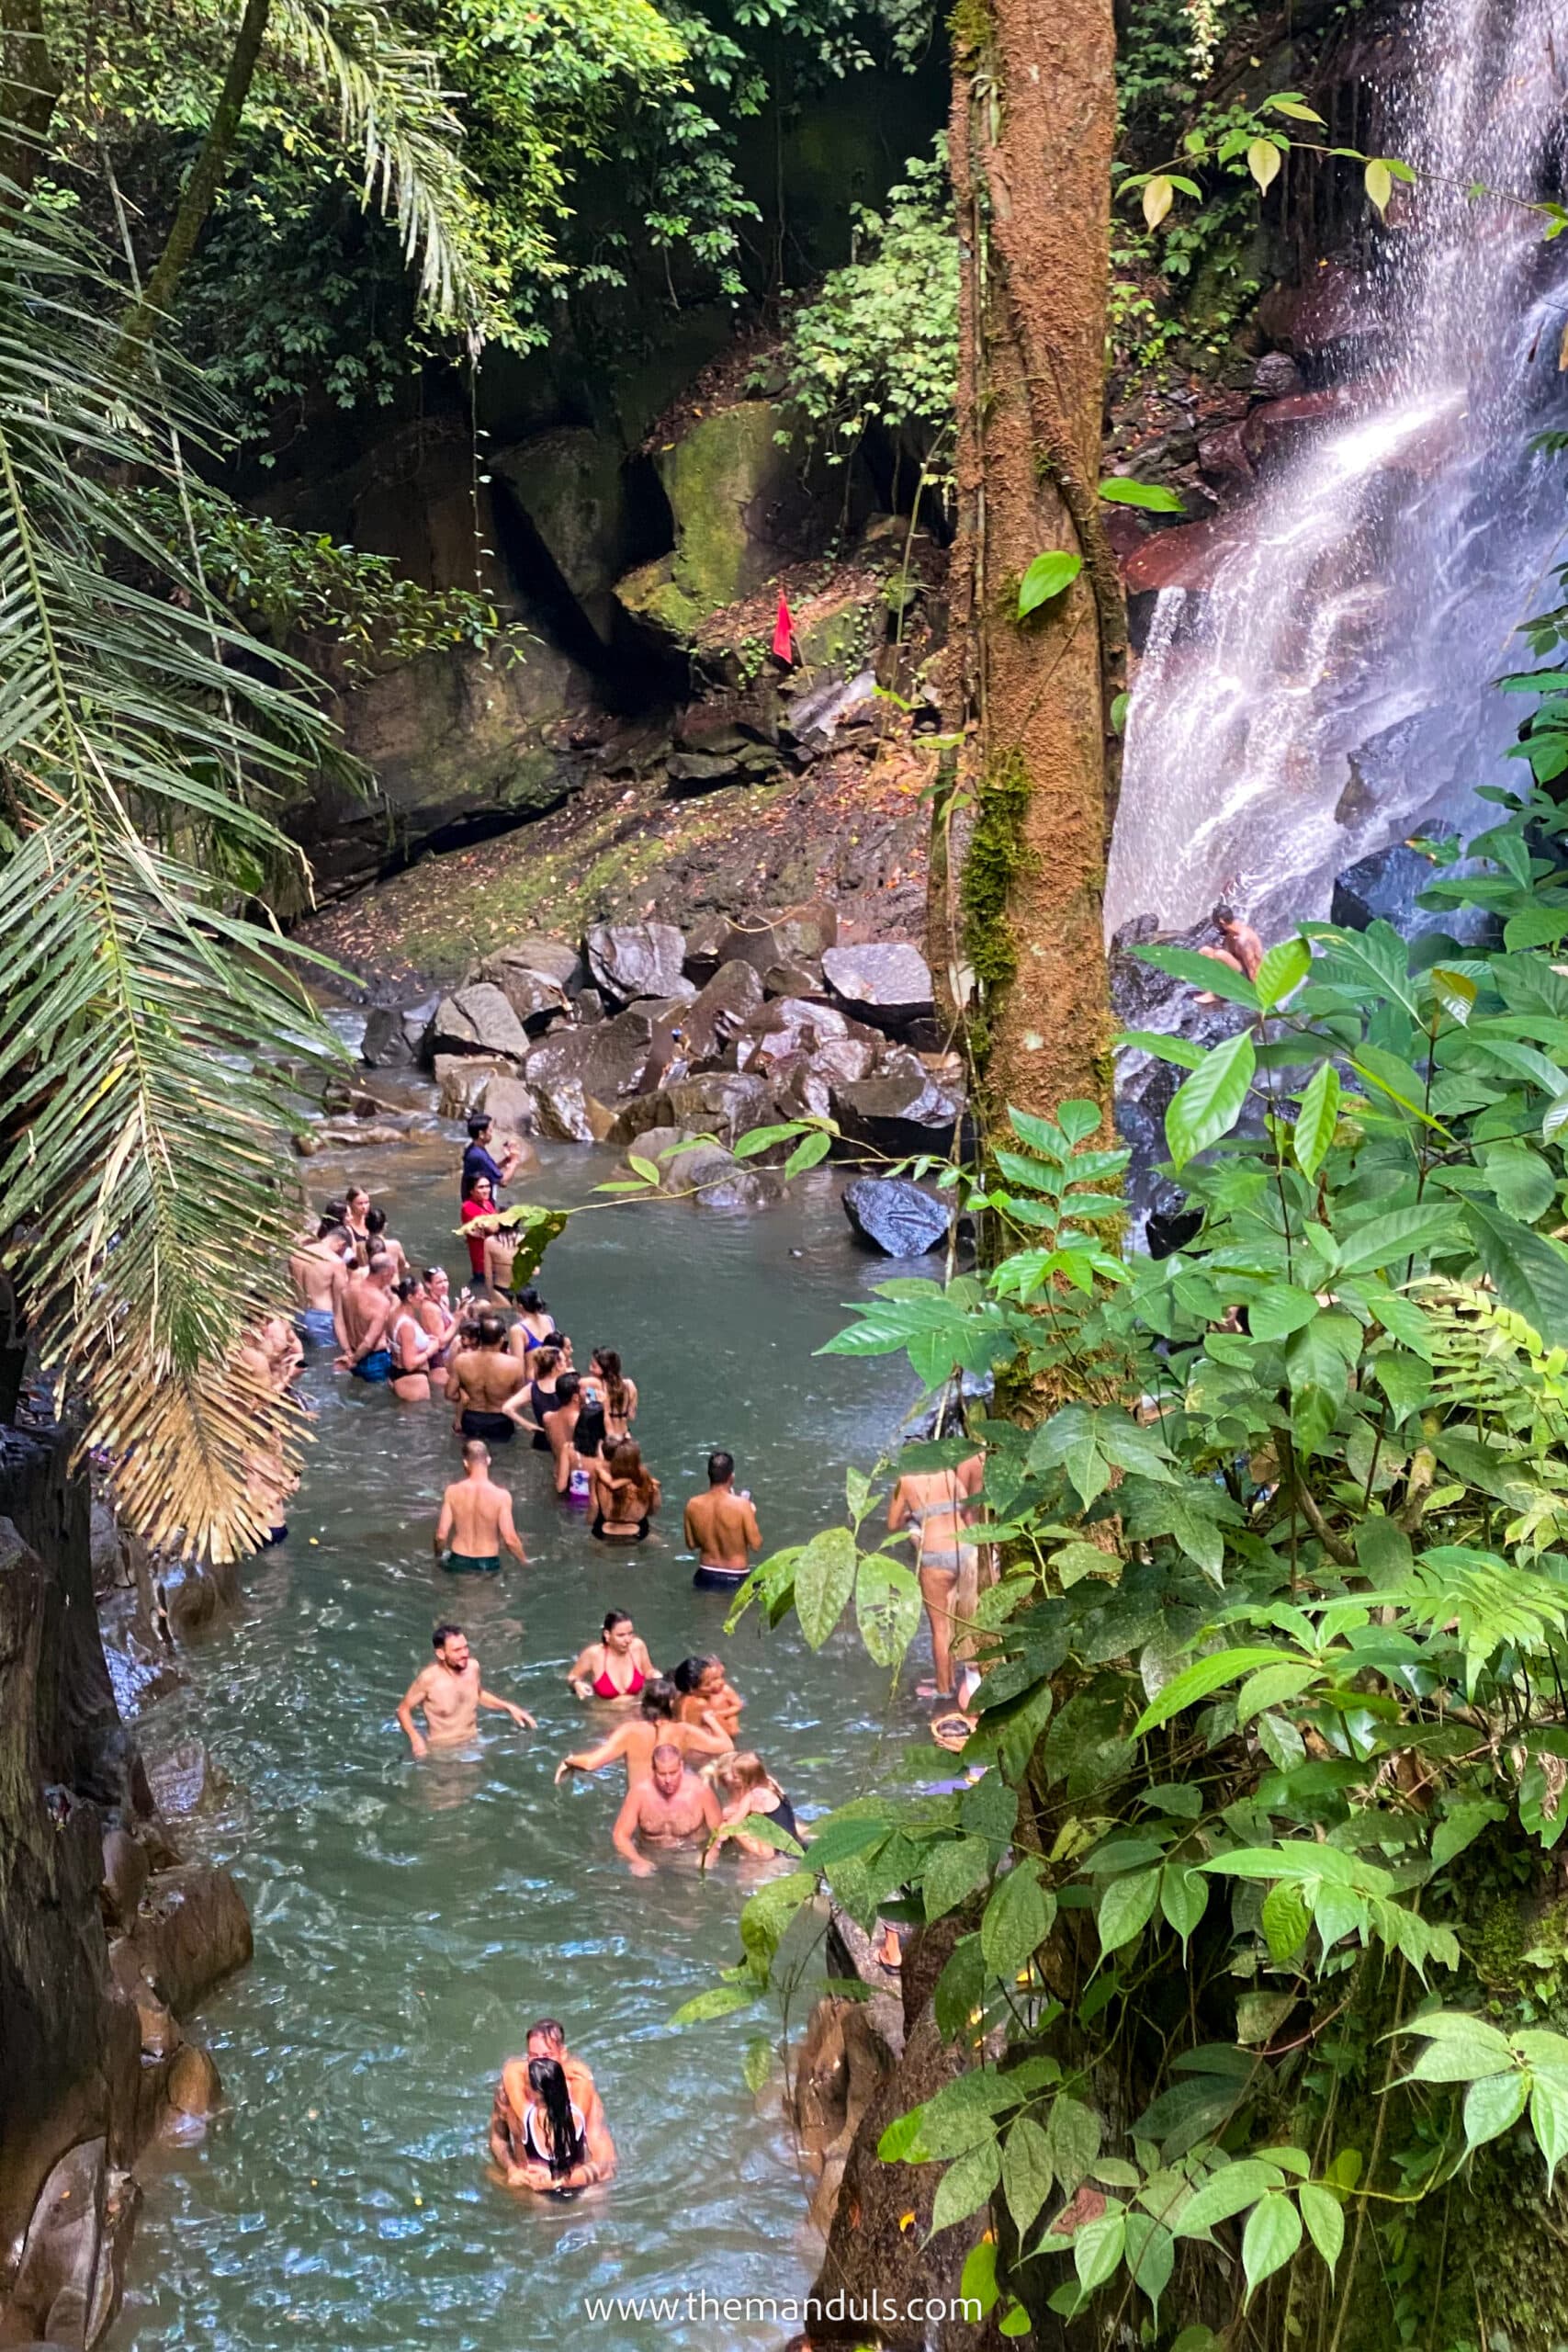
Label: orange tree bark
xmin=942 ymin=0 xmax=1125 ymax=1133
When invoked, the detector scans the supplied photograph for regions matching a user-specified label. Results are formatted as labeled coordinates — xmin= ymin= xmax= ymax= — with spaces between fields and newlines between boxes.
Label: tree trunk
xmin=117 ymin=0 xmax=275 ymax=362
xmin=943 ymin=0 xmax=1125 ymax=1129
xmin=0 ymin=0 xmax=60 ymax=200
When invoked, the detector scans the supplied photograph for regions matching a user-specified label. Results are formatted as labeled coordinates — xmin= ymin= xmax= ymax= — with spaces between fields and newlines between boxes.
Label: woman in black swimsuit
xmin=709 ymin=1751 xmax=804 ymax=1860
xmin=523 ymin=1344 xmax=562 ymax=1451
xmin=497 ymin=2056 xmax=613 ymax=2194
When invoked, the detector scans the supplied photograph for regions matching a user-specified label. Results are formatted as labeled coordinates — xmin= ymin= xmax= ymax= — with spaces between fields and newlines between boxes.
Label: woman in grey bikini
xmin=886 ymin=1453 xmax=985 ymax=1704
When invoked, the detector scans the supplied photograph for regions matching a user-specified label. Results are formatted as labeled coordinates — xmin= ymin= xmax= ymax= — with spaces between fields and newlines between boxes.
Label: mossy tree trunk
xmin=943 ymin=0 xmax=1125 ymax=1128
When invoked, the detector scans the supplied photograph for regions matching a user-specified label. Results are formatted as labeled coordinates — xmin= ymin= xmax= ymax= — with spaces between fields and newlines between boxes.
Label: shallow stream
xmin=109 ymin=1141 xmax=919 ymax=2351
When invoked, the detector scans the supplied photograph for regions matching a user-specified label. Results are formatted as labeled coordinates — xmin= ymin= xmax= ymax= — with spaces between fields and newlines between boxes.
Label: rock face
xmin=0 ymin=1427 xmax=237 ymax=2349
xmin=583 ymin=921 xmax=688 ymax=1006
xmin=429 ymin=983 xmax=530 ymax=1063
xmin=841 ymin=1177 xmax=949 ymax=1258
xmin=678 ymin=959 xmax=765 ymax=1059
xmin=822 ymin=941 xmax=934 ymax=1029
xmin=128 ymin=1864 xmax=253 ymax=2015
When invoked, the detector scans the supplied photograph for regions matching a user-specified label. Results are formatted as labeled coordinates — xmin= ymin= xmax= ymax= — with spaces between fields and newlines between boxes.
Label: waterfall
xmin=1106 ymin=0 xmax=1568 ymax=943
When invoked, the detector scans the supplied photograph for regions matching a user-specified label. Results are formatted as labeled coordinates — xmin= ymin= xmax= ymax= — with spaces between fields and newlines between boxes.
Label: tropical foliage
xmin=690 ymin=781 xmax=1568 ymax=2341
xmin=0 ymin=189 xmax=337 ymax=1557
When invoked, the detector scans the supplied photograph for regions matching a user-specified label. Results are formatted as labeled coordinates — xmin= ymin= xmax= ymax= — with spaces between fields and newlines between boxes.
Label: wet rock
xmin=698 ymin=1167 xmax=784 ymax=1211
xmin=163 ymin=2043 xmax=222 ymax=2120
xmin=1242 ymin=385 xmax=1354 ymax=468
xmin=736 ymin=996 xmax=873 ymax=1076
xmin=619 ymin=1125 xmax=688 ymax=1180
xmin=525 ymin=1010 xmax=656 ymax=1109
xmin=773 ymin=1037 xmax=880 ymax=1120
xmin=434 ymin=1055 xmax=512 ymax=1119
xmin=100 ymin=1831 xmax=148 ymax=1932
xmin=6 ymin=2139 xmax=105 ymax=2347
xmin=822 ymin=942 xmax=934 ymax=1031
xmin=1122 ymin=514 xmax=1240 ymax=597
xmin=107 ymin=1939 xmax=178 ymax=2061
xmin=429 ymin=983 xmax=529 ymax=1064
xmin=831 ymin=1065 xmax=967 ymax=1159
xmin=477 ymin=959 xmax=568 ymax=1033
xmin=679 ymin=960 xmax=765 ymax=1059
xmin=583 ymin=921 xmax=687 ymax=1006
xmin=129 ymin=1865 xmax=252 ymax=2014
xmin=476 ymin=1074 xmax=543 ymax=1145
xmin=360 ymin=1001 xmax=434 ymax=1068
xmin=157 ymin=1558 xmax=239 ymax=1640
xmin=144 ymin=1741 xmax=224 ymax=1821
xmin=1330 ymin=841 xmax=1446 ymax=934
xmin=1253 ymin=350 xmax=1304 ymax=399
xmin=574 ymin=987 xmax=605 ymax=1023
xmin=490 ymin=933 xmax=584 ymax=993
xmin=719 ymin=904 xmax=838 ymax=976
xmin=682 ymin=914 xmax=729 ymax=983
xmin=1257 ymin=260 xmax=1383 ymax=356
xmin=842 ymin=1178 xmax=950 ymax=1258
xmin=608 ymin=1072 xmax=781 ymax=1150
xmin=1197 ymin=420 xmax=1254 ymax=492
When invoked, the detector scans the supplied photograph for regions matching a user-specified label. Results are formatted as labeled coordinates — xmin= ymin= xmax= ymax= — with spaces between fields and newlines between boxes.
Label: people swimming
xmin=589 ymin=1442 xmax=660 ymax=1542
xmin=612 ymin=1743 xmax=721 ymax=1878
xmin=491 ymin=2052 xmax=615 ymax=2193
xmin=683 ymin=1451 xmax=762 ymax=1589
xmin=397 ymin=1622 xmax=535 ymax=1756
xmin=389 ymin=1277 xmax=442 ymax=1402
xmin=433 ymin=1441 xmax=528 ymax=1573
xmin=449 ymin=1312 xmax=530 ymax=1445
xmin=568 ymin=1610 xmax=659 ymax=1702
xmin=543 ymin=1373 xmax=593 ymax=1503
xmin=513 ymin=1287 xmax=558 ymax=1355
xmin=592 ymin=1347 xmax=637 ymax=1442
xmin=554 ymin=1678 xmax=731 ymax=1787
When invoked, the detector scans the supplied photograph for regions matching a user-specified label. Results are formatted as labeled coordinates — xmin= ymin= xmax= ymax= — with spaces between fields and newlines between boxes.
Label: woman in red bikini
xmin=567 ymin=1610 xmax=659 ymax=1702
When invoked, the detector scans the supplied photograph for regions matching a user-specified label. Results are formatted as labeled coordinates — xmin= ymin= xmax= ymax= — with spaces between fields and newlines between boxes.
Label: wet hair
xmin=433 ymin=1622 xmax=464 ymax=1649
xmin=606 ymin=1440 xmax=654 ymax=1512
xmin=462 ymin=1439 xmax=491 ymax=1465
xmin=461 ymin=1170 xmax=493 ymax=1203
xmin=640 ymin=1678 xmax=677 ymax=1720
xmin=1212 ymin=900 xmax=1237 ymax=926
xmin=316 ymin=1213 xmax=348 ymax=1240
xmin=527 ymin=2018 xmax=566 ymax=2050
xmin=553 ymin=1372 xmax=581 ymax=1408
xmin=468 ymin=1114 xmax=493 ymax=1138
xmin=322 ymin=1199 xmax=347 ymax=1226
xmin=525 ymin=2056 xmax=585 ymax=2177
xmin=716 ymin=1750 xmax=771 ymax=1797
xmin=518 ymin=1287 xmax=547 ymax=1315
xmin=593 ymin=1349 xmax=628 ymax=1419
xmin=393 ymin=1276 xmax=424 ymax=1303
xmin=366 ymin=1205 xmax=389 ymax=1238
xmin=603 ymin=1609 xmax=634 ymax=1635
xmin=672 ymin=1655 xmax=721 ymax=1697
xmin=477 ymin=1312 xmax=508 ymax=1348
xmin=649 ymin=1742 xmax=682 ymax=1772
xmin=530 ymin=1345 xmax=561 ymax=1380
xmin=707 ymin=1450 xmax=734 ymax=1486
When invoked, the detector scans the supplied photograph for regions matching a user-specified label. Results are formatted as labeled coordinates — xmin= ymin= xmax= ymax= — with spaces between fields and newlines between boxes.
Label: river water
xmin=109 ymin=1139 xmax=918 ymax=2352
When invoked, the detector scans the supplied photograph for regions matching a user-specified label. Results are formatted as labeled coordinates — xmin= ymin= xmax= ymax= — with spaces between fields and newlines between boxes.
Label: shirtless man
xmin=335 ymin=1253 xmax=398 ymax=1382
xmin=491 ymin=2018 xmax=606 ymax=2175
xmin=447 ymin=1312 xmax=529 ymax=1446
xmin=684 ymin=1452 xmax=762 ymax=1589
xmin=887 ymin=1450 xmax=985 ymax=1703
xmin=1196 ymin=901 xmax=1266 ymax=1001
xmin=396 ymin=1622 xmax=535 ymax=1758
xmin=290 ymin=1221 xmax=354 ymax=1347
xmin=554 ymin=1678 xmax=730 ymax=1787
xmin=434 ymin=1440 xmax=528 ymax=1573
xmin=612 ymin=1744 xmax=721 ymax=1878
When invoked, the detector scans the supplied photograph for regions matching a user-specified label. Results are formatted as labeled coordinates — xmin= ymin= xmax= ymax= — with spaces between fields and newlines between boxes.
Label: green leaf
xmin=1160 ymin=1862 xmax=1210 ymax=1948
xmin=878 ymin=2106 xmax=927 ymax=2163
xmin=731 ymin=1121 xmax=808 ymax=1159
xmin=923 ymin=1836 xmax=996 ymax=1921
xmin=668 ymin=1983 xmax=756 ymax=2024
xmin=1236 ymin=1991 xmax=1296 ymax=2046
xmin=1298 ymin=2182 xmax=1345 ymax=2278
xmin=1134 ymin=1646 xmax=1289 ymax=1734
xmin=1046 ymin=2095 xmax=1103 ymax=2196
xmin=1018 ymin=550 xmax=1083 ymax=617
xmin=1133 ymin=941 xmax=1260 ymax=1011
xmin=1430 ymin=1801 xmax=1506 ymax=1871
xmin=1117 ymin=1028 xmax=1206 ymax=1069
xmin=1364 ymin=156 xmax=1393 ymax=212
xmin=1261 ymin=1880 xmax=1311 ymax=1962
xmin=959 ymin=2237 xmax=1000 ymax=2317
xmin=1242 ymin=2190 xmax=1303 ymax=2301
xmin=1462 ymin=1201 xmax=1568 ymax=1332
xmin=1334 ymin=1204 xmax=1462 ymax=1275
xmin=784 ymin=1128 xmax=834 ymax=1176
xmin=982 ymin=1862 xmax=1056 ymax=1981
xmin=1175 ymin=2159 xmax=1281 ymax=2237
xmin=795 ymin=1526 xmax=857 ymax=1649
xmin=1167 ymin=1030 xmax=1258 ymax=1170
xmin=998 ymin=2301 xmax=1032 ymax=2337
xmin=742 ymin=2036 xmax=774 ymax=2093
xmin=1404 ymin=2012 xmax=1514 ymax=2082
xmin=1073 ymin=2209 xmax=1125 ymax=2293
xmin=626 ymin=1153 xmax=661 ymax=1183
xmin=1463 ymin=2069 xmax=1529 ymax=2153
xmin=854 ymin=1551 xmax=922 ymax=1668
xmin=1099 ymin=476 xmax=1185 ymax=512
xmin=1098 ymin=1866 xmax=1161 ymax=1956
xmin=1255 ymin=936 xmax=1311 ymax=1011
xmin=1529 ymin=2072 xmax=1568 ymax=2192
xmin=1003 ymin=2113 xmax=1056 ymax=2233
xmin=1247 ymin=137 xmax=1282 ymax=191
xmin=1247 ymin=1284 xmax=1321 ymax=1340
xmin=931 ymin=2138 xmax=1002 ymax=2236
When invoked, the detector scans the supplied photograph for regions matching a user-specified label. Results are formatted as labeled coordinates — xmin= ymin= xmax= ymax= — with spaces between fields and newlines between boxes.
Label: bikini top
xmin=521 ymin=1325 xmax=559 ymax=1352
xmin=592 ymin=1657 xmax=646 ymax=1699
xmin=523 ymin=2098 xmax=586 ymax=2173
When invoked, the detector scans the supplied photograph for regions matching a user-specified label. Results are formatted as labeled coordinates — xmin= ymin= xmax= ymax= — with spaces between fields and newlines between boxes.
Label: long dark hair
xmin=606 ymin=1440 xmax=654 ymax=1512
xmin=672 ymin=1654 xmax=720 ymax=1697
xmin=526 ymin=2056 xmax=585 ymax=2175
xmin=593 ymin=1348 xmax=628 ymax=1419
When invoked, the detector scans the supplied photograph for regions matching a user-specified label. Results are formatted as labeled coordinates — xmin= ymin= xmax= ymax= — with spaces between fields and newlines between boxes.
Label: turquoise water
xmin=110 ymin=1142 xmax=923 ymax=2351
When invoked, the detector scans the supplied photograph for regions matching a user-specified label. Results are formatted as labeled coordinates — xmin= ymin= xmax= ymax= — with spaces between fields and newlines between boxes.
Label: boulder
xmin=583 ymin=921 xmax=688 ymax=1006
xmin=525 ymin=1010 xmax=656 ymax=1107
xmin=3 ymin=2137 xmax=141 ymax=2352
xmin=774 ymin=1036 xmax=879 ymax=1119
xmin=842 ymin=1178 xmax=950 ymax=1258
xmin=821 ymin=943 xmax=934 ymax=1031
xmin=698 ymin=1167 xmax=784 ymax=1212
xmin=679 ymin=960 xmax=765 ymax=1059
xmin=434 ymin=1055 xmax=511 ymax=1119
xmin=619 ymin=1125 xmax=689 ymax=1181
xmin=1330 ymin=842 xmax=1446 ymax=935
xmin=476 ymin=1074 xmax=543 ymax=1146
xmin=719 ymin=903 xmax=838 ymax=975
xmin=491 ymin=428 xmax=631 ymax=646
xmin=763 ymin=956 xmax=826 ymax=998
xmin=831 ymin=1065 xmax=967 ymax=1159
xmin=163 ymin=2043 xmax=223 ymax=2120
xmin=737 ymin=997 xmax=874 ymax=1074
xmin=144 ymin=1741 xmax=223 ymax=1820
xmin=574 ymin=987 xmax=604 ymax=1023
xmin=129 ymin=1865 xmax=253 ymax=2015
xmin=360 ymin=1005 xmax=416 ymax=1068
xmin=478 ymin=960 xmax=568 ymax=1033
xmin=107 ymin=1939 xmax=179 ymax=2062
xmin=607 ymin=1072 xmax=781 ymax=1149
xmin=1253 ymin=350 xmax=1304 ymax=399
xmin=682 ymin=914 xmax=730 ymax=983
xmin=429 ymin=982 xmax=529 ymax=1063
xmin=158 ymin=1557 xmax=239 ymax=1639
xmin=1121 ymin=514 xmax=1240 ymax=598
xmin=491 ymin=933 xmax=584 ymax=991
xmin=100 ymin=1830 xmax=149 ymax=1932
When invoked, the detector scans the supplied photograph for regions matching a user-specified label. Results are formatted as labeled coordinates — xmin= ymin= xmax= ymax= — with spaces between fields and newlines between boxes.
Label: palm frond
xmin=0 ymin=190 xmax=340 ymax=1558
xmin=266 ymin=0 xmax=489 ymax=334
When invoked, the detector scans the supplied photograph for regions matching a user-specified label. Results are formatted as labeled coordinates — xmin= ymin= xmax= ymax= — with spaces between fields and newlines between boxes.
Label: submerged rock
xmin=842 ymin=1177 xmax=950 ymax=1258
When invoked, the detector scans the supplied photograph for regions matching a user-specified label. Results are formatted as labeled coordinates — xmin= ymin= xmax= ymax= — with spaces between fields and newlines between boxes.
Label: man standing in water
xmin=491 ymin=2019 xmax=606 ymax=2172
xmin=335 ymin=1251 xmax=398 ymax=1381
xmin=448 ymin=1312 xmax=530 ymax=1444
xmin=463 ymin=1112 xmax=521 ymax=1200
xmin=611 ymin=1744 xmax=721 ymax=1877
xmin=683 ymin=1452 xmax=762 ymax=1589
xmin=396 ymin=1623 xmax=535 ymax=1757
xmin=290 ymin=1220 xmax=354 ymax=1347
xmin=434 ymin=1439 xmax=528 ymax=1573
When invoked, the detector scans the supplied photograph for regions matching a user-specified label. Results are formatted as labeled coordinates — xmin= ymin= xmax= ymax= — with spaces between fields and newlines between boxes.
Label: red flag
xmin=772 ymin=592 xmax=795 ymax=664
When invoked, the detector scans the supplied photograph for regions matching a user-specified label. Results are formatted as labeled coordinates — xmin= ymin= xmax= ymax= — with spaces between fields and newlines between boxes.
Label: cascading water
xmin=1106 ymin=0 xmax=1568 ymax=943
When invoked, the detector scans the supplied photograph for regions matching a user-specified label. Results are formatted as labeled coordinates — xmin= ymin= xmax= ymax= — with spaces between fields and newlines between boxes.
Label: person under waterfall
xmin=1195 ymin=901 xmax=1265 ymax=1001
